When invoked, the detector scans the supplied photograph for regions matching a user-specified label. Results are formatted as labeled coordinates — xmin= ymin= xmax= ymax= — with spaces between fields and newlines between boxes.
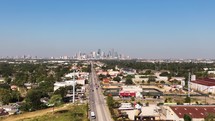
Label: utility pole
xmin=188 ymin=72 xmax=191 ymax=98
xmin=73 ymin=67 xmax=76 ymax=103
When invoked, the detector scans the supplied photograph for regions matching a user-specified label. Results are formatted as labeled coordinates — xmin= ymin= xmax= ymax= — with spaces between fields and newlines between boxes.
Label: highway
xmin=89 ymin=62 xmax=113 ymax=121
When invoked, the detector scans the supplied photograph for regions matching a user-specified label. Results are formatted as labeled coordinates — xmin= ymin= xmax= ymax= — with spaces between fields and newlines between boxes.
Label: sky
xmin=0 ymin=0 xmax=215 ymax=59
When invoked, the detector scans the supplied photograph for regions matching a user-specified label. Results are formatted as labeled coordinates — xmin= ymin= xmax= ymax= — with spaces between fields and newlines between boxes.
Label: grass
xmin=19 ymin=105 xmax=89 ymax=121
xmin=1 ymin=104 xmax=89 ymax=121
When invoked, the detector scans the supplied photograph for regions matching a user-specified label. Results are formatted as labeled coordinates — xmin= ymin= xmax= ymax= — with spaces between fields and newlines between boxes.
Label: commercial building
xmin=162 ymin=105 xmax=215 ymax=121
xmin=190 ymin=78 xmax=215 ymax=94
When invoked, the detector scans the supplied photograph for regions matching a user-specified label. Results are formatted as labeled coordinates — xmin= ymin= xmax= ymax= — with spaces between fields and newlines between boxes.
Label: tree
xmin=144 ymin=70 xmax=153 ymax=75
xmin=49 ymin=94 xmax=62 ymax=106
xmin=54 ymin=87 xmax=68 ymax=98
xmin=147 ymin=80 xmax=151 ymax=85
xmin=5 ymin=77 xmax=12 ymax=84
xmin=0 ymin=88 xmax=11 ymax=104
xmin=148 ymin=77 xmax=156 ymax=82
xmin=24 ymin=89 xmax=47 ymax=111
xmin=107 ymin=95 xmax=114 ymax=108
xmin=113 ymin=76 xmax=121 ymax=82
xmin=173 ymin=79 xmax=178 ymax=85
xmin=159 ymin=72 xmax=169 ymax=76
xmin=184 ymin=96 xmax=191 ymax=103
xmin=10 ymin=90 xmax=21 ymax=103
xmin=160 ymin=81 xmax=165 ymax=84
xmin=125 ymin=78 xmax=133 ymax=85
xmin=183 ymin=114 xmax=192 ymax=121
xmin=204 ymin=113 xmax=215 ymax=121
xmin=131 ymin=97 xmax=135 ymax=101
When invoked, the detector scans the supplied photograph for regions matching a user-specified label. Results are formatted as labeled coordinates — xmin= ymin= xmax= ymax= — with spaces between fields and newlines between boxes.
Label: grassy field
xmin=1 ymin=104 xmax=89 ymax=121
xmin=19 ymin=105 xmax=88 ymax=121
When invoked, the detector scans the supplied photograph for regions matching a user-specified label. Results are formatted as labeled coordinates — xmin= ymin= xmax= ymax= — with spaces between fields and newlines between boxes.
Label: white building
xmin=118 ymin=103 xmax=134 ymax=110
xmin=122 ymin=86 xmax=143 ymax=98
xmin=190 ymin=78 xmax=215 ymax=94
xmin=54 ymin=80 xmax=76 ymax=91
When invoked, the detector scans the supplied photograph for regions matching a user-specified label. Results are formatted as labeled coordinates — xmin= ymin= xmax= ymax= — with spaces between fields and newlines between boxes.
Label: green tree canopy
xmin=0 ymin=88 xmax=11 ymax=104
xmin=25 ymin=89 xmax=48 ymax=111
xmin=204 ymin=113 xmax=215 ymax=121
xmin=49 ymin=94 xmax=62 ymax=106
xmin=183 ymin=114 xmax=192 ymax=121
xmin=125 ymin=78 xmax=133 ymax=85
xmin=184 ymin=96 xmax=191 ymax=103
xmin=113 ymin=76 xmax=121 ymax=82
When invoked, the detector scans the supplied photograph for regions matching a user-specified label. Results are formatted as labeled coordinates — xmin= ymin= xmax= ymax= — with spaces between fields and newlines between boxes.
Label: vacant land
xmin=1 ymin=104 xmax=88 ymax=121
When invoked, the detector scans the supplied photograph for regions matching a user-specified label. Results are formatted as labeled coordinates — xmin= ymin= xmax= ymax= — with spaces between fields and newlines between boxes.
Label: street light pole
xmin=73 ymin=67 xmax=76 ymax=103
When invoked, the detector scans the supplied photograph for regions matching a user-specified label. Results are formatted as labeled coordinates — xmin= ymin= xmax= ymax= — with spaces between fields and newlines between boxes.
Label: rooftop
xmin=191 ymin=78 xmax=215 ymax=86
xmin=170 ymin=105 xmax=215 ymax=118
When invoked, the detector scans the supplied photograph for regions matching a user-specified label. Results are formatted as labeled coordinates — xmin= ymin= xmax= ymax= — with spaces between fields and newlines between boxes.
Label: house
xmin=24 ymin=83 xmax=38 ymax=89
xmin=40 ymin=97 xmax=50 ymax=104
xmin=118 ymin=103 xmax=134 ymax=110
xmin=54 ymin=80 xmax=76 ymax=91
xmin=102 ymin=78 xmax=111 ymax=85
xmin=0 ymin=108 xmax=8 ymax=117
xmin=190 ymin=78 xmax=215 ymax=94
xmin=121 ymin=68 xmax=136 ymax=75
xmin=11 ymin=85 xmax=18 ymax=91
xmin=1 ymin=105 xmax=19 ymax=115
xmin=76 ymin=79 xmax=86 ymax=85
xmin=97 ymin=71 xmax=108 ymax=76
xmin=163 ymin=105 xmax=215 ymax=121
xmin=107 ymin=70 xmax=120 ymax=77
xmin=0 ymin=78 xmax=5 ymax=84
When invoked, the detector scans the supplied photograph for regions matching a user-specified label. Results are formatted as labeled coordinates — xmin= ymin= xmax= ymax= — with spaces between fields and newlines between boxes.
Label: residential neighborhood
xmin=0 ymin=59 xmax=215 ymax=121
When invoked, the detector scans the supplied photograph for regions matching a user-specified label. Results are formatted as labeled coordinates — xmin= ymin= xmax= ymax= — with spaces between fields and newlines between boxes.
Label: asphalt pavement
xmin=89 ymin=63 xmax=113 ymax=121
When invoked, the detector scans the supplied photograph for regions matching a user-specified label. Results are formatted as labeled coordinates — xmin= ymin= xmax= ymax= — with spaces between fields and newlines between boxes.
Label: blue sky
xmin=0 ymin=0 xmax=214 ymax=58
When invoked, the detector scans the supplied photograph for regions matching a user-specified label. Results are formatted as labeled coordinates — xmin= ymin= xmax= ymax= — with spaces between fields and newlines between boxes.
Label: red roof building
xmin=119 ymin=91 xmax=136 ymax=97
xmin=164 ymin=105 xmax=215 ymax=121
xmin=191 ymin=78 xmax=215 ymax=86
xmin=190 ymin=78 xmax=215 ymax=94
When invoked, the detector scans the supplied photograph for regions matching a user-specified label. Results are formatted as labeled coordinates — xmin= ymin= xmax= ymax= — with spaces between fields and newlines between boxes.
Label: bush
xmin=146 ymin=102 xmax=149 ymax=106
xmin=131 ymin=97 xmax=135 ymax=101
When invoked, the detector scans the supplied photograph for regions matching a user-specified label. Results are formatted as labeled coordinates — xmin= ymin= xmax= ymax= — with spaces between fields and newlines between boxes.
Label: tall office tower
xmin=77 ymin=51 xmax=81 ymax=59
xmin=111 ymin=49 xmax=114 ymax=58
xmin=108 ymin=51 xmax=112 ymax=58
xmin=92 ymin=51 xmax=96 ymax=58
xmin=115 ymin=52 xmax=118 ymax=58
xmin=101 ymin=51 xmax=104 ymax=58
xmin=98 ymin=49 xmax=101 ymax=56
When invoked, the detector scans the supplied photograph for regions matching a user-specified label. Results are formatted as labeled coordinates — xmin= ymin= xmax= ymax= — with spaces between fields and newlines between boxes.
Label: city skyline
xmin=0 ymin=48 xmax=130 ymax=60
xmin=0 ymin=1 xmax=215 ymax=59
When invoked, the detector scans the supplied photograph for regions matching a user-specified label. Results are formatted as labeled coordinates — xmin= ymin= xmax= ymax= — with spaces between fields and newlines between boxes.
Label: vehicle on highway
xmin=90 ymin=111 xmax=96 ymax=119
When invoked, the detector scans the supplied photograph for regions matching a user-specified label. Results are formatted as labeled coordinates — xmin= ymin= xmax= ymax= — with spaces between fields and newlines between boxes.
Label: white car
xmin=90 ymin=111 xmax=96 ymax=119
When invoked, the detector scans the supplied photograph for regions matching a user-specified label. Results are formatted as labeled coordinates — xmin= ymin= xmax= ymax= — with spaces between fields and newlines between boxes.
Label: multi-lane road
xmin=88 ymin=63 xmax=113 ymax=121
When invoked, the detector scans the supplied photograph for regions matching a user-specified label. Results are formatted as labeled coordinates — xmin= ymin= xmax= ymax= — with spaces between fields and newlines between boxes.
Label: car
xmin=90 ymin=111 xmax=96 ymax=119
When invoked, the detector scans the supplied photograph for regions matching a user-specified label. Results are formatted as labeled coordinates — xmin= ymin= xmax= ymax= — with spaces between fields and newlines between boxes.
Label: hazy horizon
xmin=0 ymin=1 xmax=215 ymax=59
